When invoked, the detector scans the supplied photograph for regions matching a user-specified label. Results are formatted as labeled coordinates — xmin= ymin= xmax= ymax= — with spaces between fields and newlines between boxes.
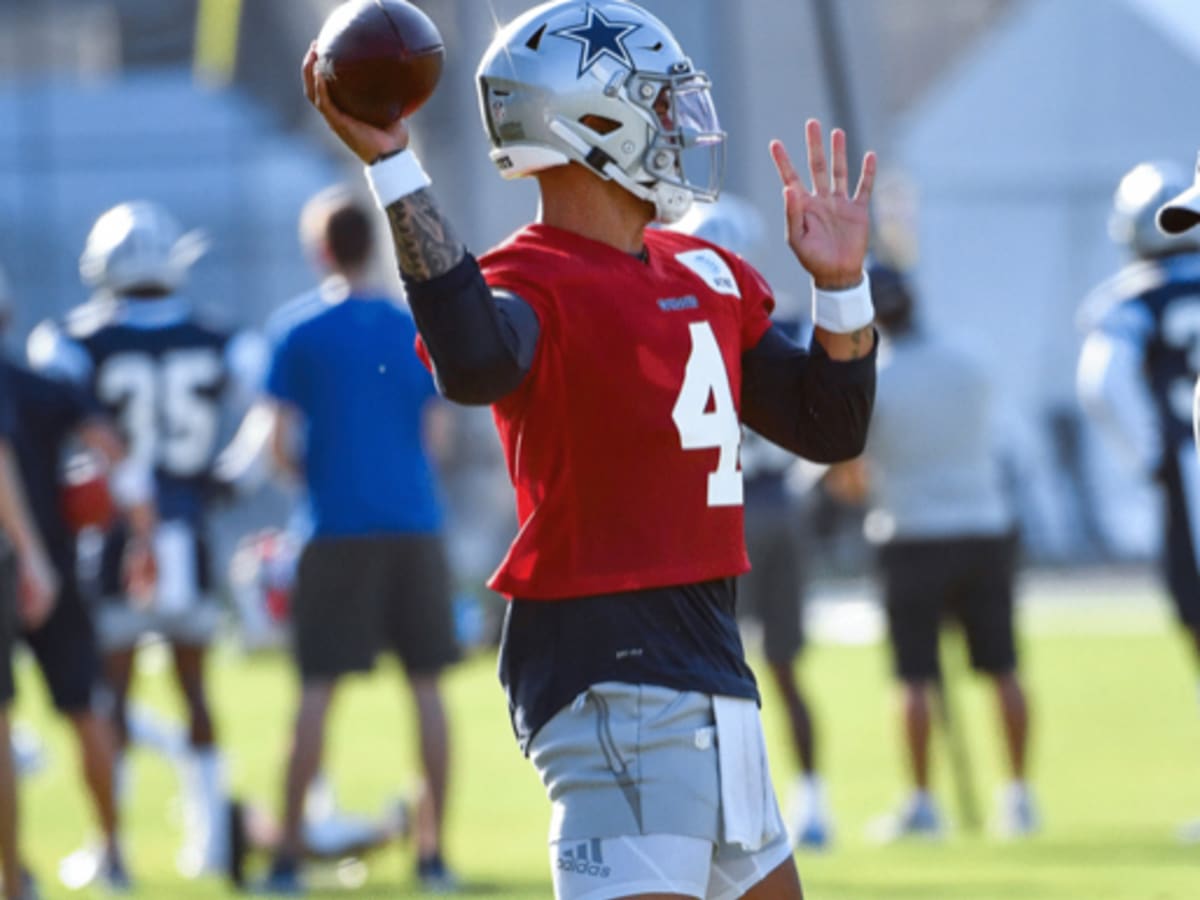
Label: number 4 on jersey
xmin=672 ymin=321 xmax=743 ymax=507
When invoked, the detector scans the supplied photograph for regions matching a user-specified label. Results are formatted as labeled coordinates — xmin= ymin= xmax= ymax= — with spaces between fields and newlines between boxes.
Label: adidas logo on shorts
xmin=557 ymin=839 xmax=611 ymax=879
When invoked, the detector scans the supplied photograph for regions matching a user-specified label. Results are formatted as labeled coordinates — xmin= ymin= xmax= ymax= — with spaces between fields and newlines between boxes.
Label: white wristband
xmin=812 ymin=271 xmax=875 ymax=333
xmin=109 ymin=459 xmax=154 ymax=509
xmin=364 ymin=150 xmax=432 ymax=208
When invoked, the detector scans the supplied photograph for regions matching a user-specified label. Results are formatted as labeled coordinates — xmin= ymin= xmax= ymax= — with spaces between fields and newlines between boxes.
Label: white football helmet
xmin=477 ymin=0 xmax=725 ymax=224
xmin=1109 ymin=161 xmax=1200 ymax=259
xmin=79 ymin=201 xmax=208 ymax=295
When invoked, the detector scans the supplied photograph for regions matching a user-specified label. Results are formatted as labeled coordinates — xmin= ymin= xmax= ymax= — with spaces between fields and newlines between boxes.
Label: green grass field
xmin=13 ymin=572 xmax=1200 ymax=899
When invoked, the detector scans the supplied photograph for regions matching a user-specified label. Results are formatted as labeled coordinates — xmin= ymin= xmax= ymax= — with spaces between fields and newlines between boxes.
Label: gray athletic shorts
xmin=741 ymin=505 xmax=806 ymax=664
xmin=96 ymin=599 xmax=222 ymax=652
xmin=529 ymin=683 xmax=793 ymax=900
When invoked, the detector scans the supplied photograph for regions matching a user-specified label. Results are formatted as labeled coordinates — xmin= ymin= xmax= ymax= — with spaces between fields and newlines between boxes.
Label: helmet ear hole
xmin=526 ymin=23 xmax=548 ymax=51
xmin=579 ymin=114 xmax=621 ymax=136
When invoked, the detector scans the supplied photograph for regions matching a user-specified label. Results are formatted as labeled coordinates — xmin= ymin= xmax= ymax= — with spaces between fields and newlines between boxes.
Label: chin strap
xmin=547 ymin=119 xmax=692 ymax=223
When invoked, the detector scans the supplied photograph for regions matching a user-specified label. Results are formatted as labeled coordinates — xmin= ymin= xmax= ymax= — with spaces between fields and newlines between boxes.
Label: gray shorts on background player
xmin=740 ymin=504 xmax=805 ymax=664
xmin=95 ymin=600 xmax=222 ymax=654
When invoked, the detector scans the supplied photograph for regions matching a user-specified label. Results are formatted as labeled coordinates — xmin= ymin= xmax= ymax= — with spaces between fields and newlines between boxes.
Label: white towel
xmin=154 ymin=521 xmax=197 ymax=614
xmin=714 ymin=696 xmax=780 ymax=851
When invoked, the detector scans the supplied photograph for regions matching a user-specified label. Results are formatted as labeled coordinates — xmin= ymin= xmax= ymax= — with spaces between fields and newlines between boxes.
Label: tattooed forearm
xmin=814 ymin=324 xmax=876 ymax=361
xmin=848 ymin=325 xmax=872 ymax=360
xmin=385 ymin=189 xmax=466 ymax=281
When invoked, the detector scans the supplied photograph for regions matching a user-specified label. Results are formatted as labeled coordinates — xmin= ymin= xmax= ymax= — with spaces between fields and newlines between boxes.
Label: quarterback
xmin=305 ymin=1 xmax=876 ymax=898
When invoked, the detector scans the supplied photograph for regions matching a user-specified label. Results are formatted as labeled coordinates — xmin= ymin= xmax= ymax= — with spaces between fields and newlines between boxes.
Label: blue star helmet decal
xmin=552 ymin=6 xmax=642 ymax=78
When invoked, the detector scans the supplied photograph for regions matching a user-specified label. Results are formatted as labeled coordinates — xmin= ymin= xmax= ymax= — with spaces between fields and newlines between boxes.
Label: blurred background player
xmin=1078 ymin=159 xmax=1200 ymax=839
xmin=827 ymin=265 xmax=1034 ymax=841
xmin=27 ymin=201 xmax=266 ymax=879
xmin=672 ymin=195 xmax=832 ymax=850
xmin=0 ymin=355 xmax=57 ymax=900
xmin=0 ymin=265 xmax=153 ymax=891
xmin=1155 ymin=154 xmax=1200 ymax=461
xmin=258 ymin=186 xmax=459 ymax=894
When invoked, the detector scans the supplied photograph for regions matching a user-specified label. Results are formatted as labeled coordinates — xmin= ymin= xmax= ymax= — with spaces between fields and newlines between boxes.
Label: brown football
xmin=314 ymin=0 xmax=444 ymax=128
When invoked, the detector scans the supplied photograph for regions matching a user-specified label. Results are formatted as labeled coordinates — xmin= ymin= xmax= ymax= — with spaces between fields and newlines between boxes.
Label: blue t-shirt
xmin=266 ymin=292 xmax=443 ymax=537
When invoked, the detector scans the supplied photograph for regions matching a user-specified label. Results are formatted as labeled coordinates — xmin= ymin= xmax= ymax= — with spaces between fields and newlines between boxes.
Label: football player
xmin=1078 ymin=160 xmax=1200 ymax=838
xmin=0 ymin=352 xmax=54 ymax=900
xmin=305 ymin=1 xmax=876 ymax=897
xmin=1156 ymin=154 xmax=1200 ymax=459
xmin=0 ymin=267 xmax=157 ymax=892
xmin=28 ymin=201 xmax=265 ymax=879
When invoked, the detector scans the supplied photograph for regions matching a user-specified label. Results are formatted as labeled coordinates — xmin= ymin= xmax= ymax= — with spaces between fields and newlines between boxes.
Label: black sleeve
xmin=740 ymin=324 xmax=877 ymax=463
xmin=0 ymin=363 xmax=13 ymax=439
xmin=403 ymin=254 xmax=541 ymax=406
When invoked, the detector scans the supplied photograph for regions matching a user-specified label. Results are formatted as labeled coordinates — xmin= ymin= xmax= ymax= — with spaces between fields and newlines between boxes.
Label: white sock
xmin=183 ymin=748 xmax=228 ymax=871
xmin=1006 ymin=779 xmax=1029 ymax=799
xmin=798 ymin=775 xmax=827 ymax=817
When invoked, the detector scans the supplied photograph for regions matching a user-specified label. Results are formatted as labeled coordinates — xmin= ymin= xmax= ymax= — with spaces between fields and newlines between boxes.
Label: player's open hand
xmin=772 ymin=120 xmax=876 ymax=290
xmin=303 ymin=43 xmax=410 ymax=164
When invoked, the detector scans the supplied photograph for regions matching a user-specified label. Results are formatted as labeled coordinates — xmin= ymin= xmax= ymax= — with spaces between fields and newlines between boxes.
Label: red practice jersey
xmin=472 ymin=223 xmax=775 ymax=599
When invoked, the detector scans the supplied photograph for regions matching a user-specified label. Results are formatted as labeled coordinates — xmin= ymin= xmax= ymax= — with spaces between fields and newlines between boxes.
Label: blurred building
xmin=894 ymin=0 xmax=1200 ymax=561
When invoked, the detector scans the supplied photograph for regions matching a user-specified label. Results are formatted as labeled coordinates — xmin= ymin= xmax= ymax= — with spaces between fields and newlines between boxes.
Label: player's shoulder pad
xmin=226 ymin=329 xmax=270 ymax=392
xmin=63 ymin=297 xmax=119 ymax=340
xmin=1077 ymin=260 xmax=1166 ymax=333
xmin=1161 ymin=250 xmax=1200 ymax=286
xmin=26 ymin=318 xmax=93 ymax=384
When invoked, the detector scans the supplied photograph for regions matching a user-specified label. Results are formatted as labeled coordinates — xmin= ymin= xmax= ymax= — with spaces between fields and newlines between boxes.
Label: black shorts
xmin=879 ymin=533 xmax=1018 ymax=682
xmin=739 ymin=505 xmax=805 ymax=664
xmin=0 ymin=539 xmax=16 ymax=707
xmin=293 ymin=534 xmax=460 ymax=682
xmin=22 ymin=577 xmax=101 ymax=714
xmin=1161 ymin=459 xmax=1200 ymax=628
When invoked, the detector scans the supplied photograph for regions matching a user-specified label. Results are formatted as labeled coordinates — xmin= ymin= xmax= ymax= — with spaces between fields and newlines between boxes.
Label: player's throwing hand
xmin=302 ymin=43 xmax=410 ymax=164
xmin=772 ymin=120 xmax=876 ymax=290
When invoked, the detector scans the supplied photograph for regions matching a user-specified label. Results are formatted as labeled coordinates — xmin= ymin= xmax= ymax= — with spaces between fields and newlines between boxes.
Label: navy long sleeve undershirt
xmin=404 ymin=253 xmax=876 ymax=461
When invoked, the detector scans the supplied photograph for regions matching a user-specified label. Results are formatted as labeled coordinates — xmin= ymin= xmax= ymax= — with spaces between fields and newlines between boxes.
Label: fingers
xmin=831 ymin=128 xmax=849 ymax=197
xmin=302 ymin=43 xmax=318 ymax=106
xmin=773 ymin=122 xmax=876 ymax=204
xmin=770 ymin=139 xmax=802 ymax=189
xmin=805 ymin=119 xmax=830 ymax=197
xmin=854 ymin=150 xmax=878 ymax=205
